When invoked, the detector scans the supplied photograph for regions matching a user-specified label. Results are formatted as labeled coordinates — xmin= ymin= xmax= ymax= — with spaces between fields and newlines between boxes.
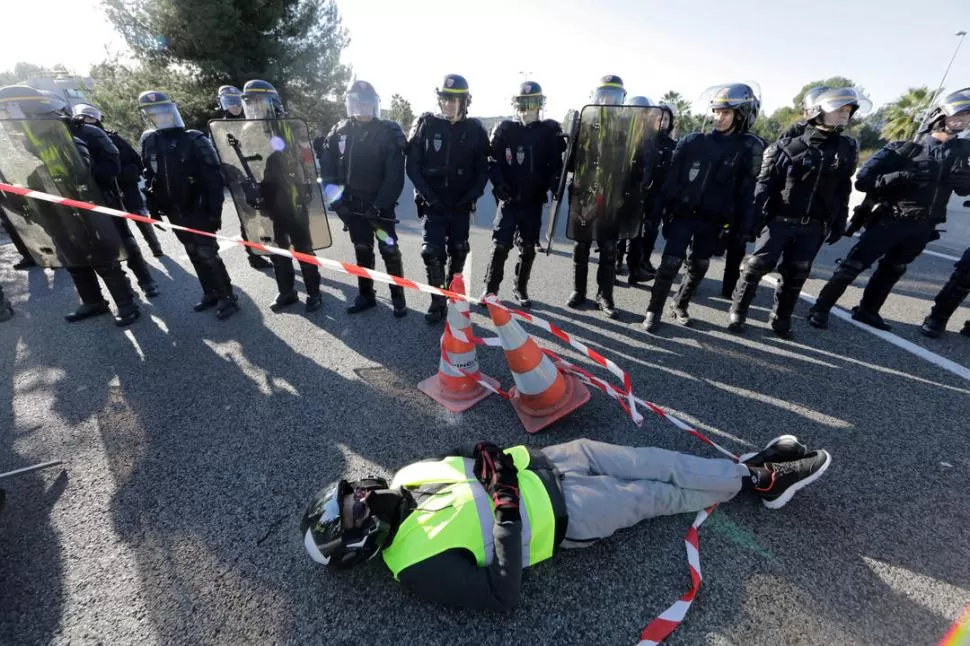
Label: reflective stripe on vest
xmin=382 ymin=447 xmax=555 ymax=579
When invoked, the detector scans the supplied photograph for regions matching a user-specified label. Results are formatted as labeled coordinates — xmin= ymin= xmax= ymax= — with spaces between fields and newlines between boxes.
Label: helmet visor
xmin=219 ymin=94 xmax=243 ymax=112
xmin=592 ymin=86 xmax=626 ymax=106
xmin=242 ymin=94 xmax=281 ymax=120
xmin=140 ymin=103 xmax=184 ymax=130
xmin=940 ymin=88 xmax=970 ymax=117
xmin=346 ymin=92 xmax=380 ymax=119
xmin=816 ymin=87 xmax=872 ymax=117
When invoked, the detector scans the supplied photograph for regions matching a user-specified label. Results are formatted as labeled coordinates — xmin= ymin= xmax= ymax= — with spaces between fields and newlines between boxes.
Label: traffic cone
xmin=418 ymin=275 xmax=499 ymax=413
xmin=486 ymin=297 xmax=590 ymax=433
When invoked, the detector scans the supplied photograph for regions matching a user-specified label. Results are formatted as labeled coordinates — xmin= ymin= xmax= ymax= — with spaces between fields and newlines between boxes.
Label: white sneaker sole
xmin=738 ymin=434 xmax=801 ymax=463
xmin=762 ymin=450 xmax=832 ymax=510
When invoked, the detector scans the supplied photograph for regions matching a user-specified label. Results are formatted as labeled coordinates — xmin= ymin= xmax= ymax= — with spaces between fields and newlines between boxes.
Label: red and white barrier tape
xmin=2 ymin=181 xmax=747 ymax=644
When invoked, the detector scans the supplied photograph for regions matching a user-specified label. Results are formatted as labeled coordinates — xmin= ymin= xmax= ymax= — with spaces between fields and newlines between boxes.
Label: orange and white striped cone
xmin=486 ymin=297 xmax=590 ymax=433
xmin=418 ymin=275 xmax=499 ymax=413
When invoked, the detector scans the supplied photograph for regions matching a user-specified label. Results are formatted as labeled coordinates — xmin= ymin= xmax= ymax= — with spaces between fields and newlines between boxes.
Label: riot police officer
xmin=921 ymin=245 xmax=970 ymax=338
xmin=643 ymin=83 xmax=764 ymax=332
xmin=139 ymin=90 xmax=239 ymax=319
xmin=319 ymin=80 xmax=407 ymax=317
xmin=615 ymin=95 xmax=653 ymax=284
xmin=482 ymin=81 xmax=564 ymax=307
xmin=238 ymin=79 xmax=323 ymax=312
xmin=566 ymin=75 xmax=629 ymax=318
xmin=0 ymin=85 xmax=140 ymax=326
xmin=729 ymin=86 xmax=863 ymax=337
xmin=216 ymin=84 xmax=273 ymax=270
xmin=72 ymin=103 xmax=163 ymax=292
xmin=807 ymin=87 xmax=970 ymax=331
xmin=406 ymin=74 xmax=489 ymax=324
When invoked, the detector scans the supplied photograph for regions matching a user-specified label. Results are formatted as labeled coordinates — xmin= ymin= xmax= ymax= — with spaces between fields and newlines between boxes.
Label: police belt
xmin=773 ymin=214 xmax=826 ymax=226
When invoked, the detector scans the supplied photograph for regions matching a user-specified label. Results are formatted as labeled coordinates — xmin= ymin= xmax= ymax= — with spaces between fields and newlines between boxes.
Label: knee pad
xmin=780 ymin=260 xmax=812 ymax=282
xmin=492 ymin=241 xmax=513 ymax=254
xmin=657 ymin=255 xmax=683 ymax=281
xmin=833 ymin=258 xmax=866 ymax=281
xmin=883 ymin=261 xmax=908 ymax=280
xmin=421 ymin=244 xmax=445 ymax=265
xmin=518 ymin=244 xmax=537 ymax=262
xmin=378 ymin=241 xmax=402 ymax=261
xmin=743 ymin=254 xmax=773 ymax=277
xmin=687 ymin=257 xmax=710 ymax=277
xmin=448 ymin=240 xmax=471 ymax=256
xmin=572 ymin=241 xmax=591 ymax=263
xmin=354 ymin=242 xmax=373 ymax=254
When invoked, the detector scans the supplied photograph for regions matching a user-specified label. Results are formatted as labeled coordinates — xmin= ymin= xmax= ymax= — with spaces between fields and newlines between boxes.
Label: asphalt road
xmin=1 ymin=184 xmax=968 ymax=646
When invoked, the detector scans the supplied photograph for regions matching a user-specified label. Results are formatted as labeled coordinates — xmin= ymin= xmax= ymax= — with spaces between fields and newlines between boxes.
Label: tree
xmin=387 ymin=94 xmax=415 ymax=132
xmin=88 ymin=57 xmax=213 ymax=144
xmin=103 ymin=0 xmax=351 ymax=134
xmin=880 ymin=87 xmax=932 ymax=142
xmin=660 ymin=90 xmax=702 ymax=135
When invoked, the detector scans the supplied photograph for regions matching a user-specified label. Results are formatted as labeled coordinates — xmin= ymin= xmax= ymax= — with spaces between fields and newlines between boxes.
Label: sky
xmin=2 ymin=0 xmax=969 ymax=119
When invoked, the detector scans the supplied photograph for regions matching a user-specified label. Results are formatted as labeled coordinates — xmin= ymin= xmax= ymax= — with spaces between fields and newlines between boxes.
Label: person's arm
xmin=487 ymin=122 xmax=512 ymax=199
xmin=457 ymin=120 xmax=490 ymax=206
xmin=735 ymin=134 xmax=765 ymax=239
xmin=829 ymin=139 xmax=860 ymax=241
xmin=751 ymin=138 xmax=783 ymax=223
xmin=405 ymin=115 xmax=440 ymax=204
xmin=191 ymin=133 xmax=226 ymax=223
xmin=854 ymin=142 xmax=906 ymax=193
xmin=316 ymin=125 xmax=342 ymax=186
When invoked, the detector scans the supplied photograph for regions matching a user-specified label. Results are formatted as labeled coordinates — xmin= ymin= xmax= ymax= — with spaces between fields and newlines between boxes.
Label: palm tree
xmin=881 ymin=87 xmax=932 ymax=141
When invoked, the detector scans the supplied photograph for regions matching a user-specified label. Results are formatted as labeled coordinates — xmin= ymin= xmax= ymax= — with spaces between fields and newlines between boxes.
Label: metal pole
xmin=916 ymin=31 xmax=967 ymax=135
xmin=0 ymin=460 xmax=64 ymax=482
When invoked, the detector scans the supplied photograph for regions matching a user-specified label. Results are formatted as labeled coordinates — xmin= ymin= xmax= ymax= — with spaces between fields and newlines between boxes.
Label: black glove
xmin=875 ymin=170 xmax=913 ymax=190
xmin=493 ymin=183 xmax=513 ymax=202
xmin=363 ymin=204 xmax=383 ymax=221
xmin=473 ymin=442 xmax=520 ymax=523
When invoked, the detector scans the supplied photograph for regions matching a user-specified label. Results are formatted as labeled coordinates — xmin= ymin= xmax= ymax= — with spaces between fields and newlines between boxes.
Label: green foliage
xmin=880 ymin=87 xmax=932 ymax=142
xmin=0 ymin=62 xmax=55 ymax=86
xmin=387 ymin=94 xmax=415 ymax=133
xmin=102 ymin=0 xmax=350 ymax=135
xmin=88 ymin=57 xmax=214 ymax=143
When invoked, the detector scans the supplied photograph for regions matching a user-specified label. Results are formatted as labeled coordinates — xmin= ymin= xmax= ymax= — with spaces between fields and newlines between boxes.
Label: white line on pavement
xmin=761 ymin=276 xmax=970 ymax=383
xmin=923 ymin=248 xmax=962 ymax=262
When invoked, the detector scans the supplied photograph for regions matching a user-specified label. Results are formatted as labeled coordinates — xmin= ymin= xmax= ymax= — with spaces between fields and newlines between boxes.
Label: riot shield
xmin=0 ymin=118 xmax=126 ymax=268
xmin=565 ymin=104 xmax=663 ymax=242
xmin=208 ymin=118 xmax=332 ymax=251
xmin=543 ymin=109 xmax=579 ymax=255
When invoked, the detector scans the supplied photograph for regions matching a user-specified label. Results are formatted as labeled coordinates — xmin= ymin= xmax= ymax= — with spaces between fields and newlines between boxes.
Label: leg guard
xmin=596 ymin=240 xmax=617 ymax=304
xmin=859 ymin=259 xmax=908 ymax=315
xmin=923 ymin=268 xmax=970 ymax=332
xmin=446 ymin=240 xmax=470 ymax=288
xmin=775 ymin=260 xmax=812 ymax=323
xmin=647 ymin=255 xmax=683 ymax=315
xmin=354 ymin=243 xmax=377 ymax=296
xmin=483 ymin=243 xmax=511 ymax=295
xmin=513 ymin=243 xmax=536 ymax=306
xmin=673 ymin=257 xmax=710 ymax=311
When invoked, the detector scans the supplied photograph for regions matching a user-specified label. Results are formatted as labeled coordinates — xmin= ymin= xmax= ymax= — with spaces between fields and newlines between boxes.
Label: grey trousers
xmin=541 ymin=439 xmax=748 ymax=547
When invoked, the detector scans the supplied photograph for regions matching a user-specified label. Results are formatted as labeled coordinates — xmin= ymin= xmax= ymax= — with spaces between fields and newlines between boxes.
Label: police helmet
xmin=301 ymin=478 xmax=393 ymax=569
xmin=0 ymin=85 xmax=65 ymax=119
xmin=436 ymin=74 xmax=471 ymax=121
xmin=137 ymin=90 xmax=185 ymax=130
xmin=217 ymin=85 xmax=243 ymax=115
xmin=346 ymin=80 xmax=381 ymax=119
xmin=242 ymin=79 xmax=285 ymax=119
xmin=709 ymin=83 xmax=760 ymax=133
xmin=625 ymin=95 xmax=653 ymax=107
xmin=592 ymin=75 xmax=626 ymax=106
xmin=72 ymin=103 xmax=103 ymax=125
xmin=513 ymin=80 xmax=544 ymax=123
xmin=804 ymin=86 xmax=871 ymax=123
xmin=926 ymin=87 xmax=970 ymax=134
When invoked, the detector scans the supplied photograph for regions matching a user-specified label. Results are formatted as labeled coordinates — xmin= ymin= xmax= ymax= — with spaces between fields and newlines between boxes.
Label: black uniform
xmin=626 ymin=131 xmax=676 ymax=285
xmin=62 ymin=124 xmax=142 ymax=325
xmin=72 ymin=121 xmax=159 ymax=296
xmin=142 ymin=127 xmax=238 ymax=318
xmin=107 ymin=129 xmax=164 ymax=257
xmin=808 ymin=135 xmax=970 ymax=330
xmin=731 ymin=124 xmax=857 ymax=336
xmin=406 ymin=112 xmax=489 ymax=320
xmin=483 ymin=118 xmax=564 ymax=303
xmin=645 ymin=129 xmax=763 ymax=323
xmin=319 ymin=116 xmax=407 ymax=314
xmin=922 ymin=245 xmax=970 ymax=337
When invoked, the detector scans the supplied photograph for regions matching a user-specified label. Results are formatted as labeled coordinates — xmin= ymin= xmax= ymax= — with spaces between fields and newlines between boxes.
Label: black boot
xmin=382 ymin=249 xmax=407 ymax=318
xmin=568 ymin=242 xmax=590 ymax=308
xmin=854 ymin=260 xmax=906 ymax=331
xmin=65 ymin=301 xmax=110 ymax=323
xmin=424 ymin=257 xmax=448 ymax=325
xmin=512 ymin=247 xmax=535 ymax=307
xmin=671 ymin=258 xmax=709 ymax=325
xmin=645 ymin=255 xmax=683 ymax=330
xmin=13 ymin=257 xmax=37 ymax=270
xmin=483 ymin=244 xmax=510 ymax=299
xmin=596 ymin=242 xmax=618 ymax=317
xmin=348 ymin=244 xmax=377 ymax=314
xmin=303 ymin=258 xmax=323 ymax=313
xmin=728 ymin=270 xmax=763 ymax=333
xmin=65 ymin=267 xmax=109 ymax=322
xmin=99 ymin=263 xmax=140 ymax=327
xmin=122 ymin=235 xmax=159 ymax=298
xmin=216 ymin=292 xmax=240 ymax=320
xmin=920 ymin=271 xmax=970 ymax=338
xmin=194 ymin=293 xmax=220 ymax=312
xmin=808 ymin=260 xmax=864 ymax=329
xmin=721 ymin=239 xmax=746 ymax=298
xmin=248 ymin=254 xmax=273 ymax=269
xmin=771 ymin=262 xmax=810 ymax=339
xmin=446 ymin=245 xmax=469 ymax=289
xmin=272 ymin=291 xmax=300 ymax=312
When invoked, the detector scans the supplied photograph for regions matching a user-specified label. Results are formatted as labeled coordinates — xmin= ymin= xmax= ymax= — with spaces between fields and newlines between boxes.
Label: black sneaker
xmin=597 ymin=295 xmax=617 ymax=319
xmin=739 ymin=435 xmax=807 ymax=466
xmin=305 ymin=294 xmax=323 ymax=313
xmin=216 ymin=295 xmax=240 ymax=320
xmin=65 ymin=301 xmax=110 ymax=322
xmin=727 ymin=311 xmax=746 ymax=333
xmin=919 ymin=317 xmax=944 ymax=338
xmin=271 ymin=291 xmax=300 ymax=313
xmin=642 ymin=311 xmax=660 ymax=332
xmin=346 ymin=293 xmax=377 ymax=314
xmin=754 ymin=450 xmax=831 ymax=509
xmin=391 ymin=294 xmax=407 ymax=318
xmin=566 ymin=291 xmax=587 ymax=309
xmin=851 ymin=306 xmax=891 ymax=331
xmin=248 ymin=255 xmax=273 ymax=270
xmin=807 ymin=308 xmax=829 ymax=329
xmin=670 ymin=303 xmax=690 ymax=325
xmin=512 ymin=286 xmax=531 ymax=308
xmin=193 ymin=294 xmax=219 ymax=312
xmin=770 ymin=315 xmax=793 ymax=339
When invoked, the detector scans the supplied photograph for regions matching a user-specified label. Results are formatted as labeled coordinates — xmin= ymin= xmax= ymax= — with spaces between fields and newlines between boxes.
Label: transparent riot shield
xmin=208 ymin=118 xmax=332 ymax=251
xmin=543 ymin=109 xmax=579 ymax=255
xmin=565 ymin=105 xmax=663 ymax=242
xmin=0 ymin=117 xmax=126 ymax=268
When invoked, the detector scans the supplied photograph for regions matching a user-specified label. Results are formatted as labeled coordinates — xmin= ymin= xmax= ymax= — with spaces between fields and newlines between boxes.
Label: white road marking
xmin=762 ymin=276 xmax=970 ymax=382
